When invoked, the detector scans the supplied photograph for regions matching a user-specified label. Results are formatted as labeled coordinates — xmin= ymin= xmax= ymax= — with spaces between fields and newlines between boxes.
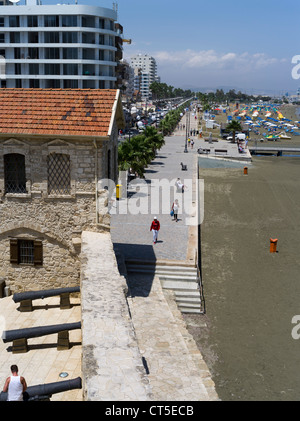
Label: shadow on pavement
xmin=113 ymin=243 xmax=157 ymax=298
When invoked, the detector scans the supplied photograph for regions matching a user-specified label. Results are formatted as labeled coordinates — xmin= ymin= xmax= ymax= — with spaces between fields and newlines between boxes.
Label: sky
xmin=21 ymin=0 xmax=300 ymax=95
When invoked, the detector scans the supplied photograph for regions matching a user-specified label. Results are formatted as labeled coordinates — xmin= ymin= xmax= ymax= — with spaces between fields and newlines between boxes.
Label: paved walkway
xmin=175 ymin=111 xmax=252 ymax=161
xmin=111 ymin=113 xmax=219 ymax=401
xmin=126 ymin=272 xmax=218 ymax=400
xmin=112 ymin=109 xmax=250 ymax=264
xmin=111 ymin=115 xmax=200 ymax=263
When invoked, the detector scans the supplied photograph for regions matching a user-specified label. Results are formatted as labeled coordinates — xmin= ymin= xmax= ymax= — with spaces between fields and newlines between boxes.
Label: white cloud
xmin=123 ymin=47 xmax=291 ymax=92
xmin=154 ymin=49 xmax=284 ymax=71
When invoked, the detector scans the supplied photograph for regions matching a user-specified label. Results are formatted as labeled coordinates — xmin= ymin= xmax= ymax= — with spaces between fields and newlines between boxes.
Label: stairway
xmin=125 ymin=260 xmax=203 ymax=314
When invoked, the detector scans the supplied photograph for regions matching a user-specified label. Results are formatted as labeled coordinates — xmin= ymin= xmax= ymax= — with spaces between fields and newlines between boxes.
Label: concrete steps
xmin=125 ymin=260 xmax=202 ymax=314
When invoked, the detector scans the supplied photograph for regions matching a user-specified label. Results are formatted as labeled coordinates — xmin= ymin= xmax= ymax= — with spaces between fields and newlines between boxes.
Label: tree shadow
xmin=150 ymin=161 xmax=165 ymax=166
xmin=144 ymin=169 xmax=158 ymax=174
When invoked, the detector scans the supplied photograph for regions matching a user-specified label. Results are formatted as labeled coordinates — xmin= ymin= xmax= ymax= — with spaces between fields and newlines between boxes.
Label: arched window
xmin=4 ymin=153 xmax=26 ymax=194
xmin=47 ymin=153 xmax=71 ymax=195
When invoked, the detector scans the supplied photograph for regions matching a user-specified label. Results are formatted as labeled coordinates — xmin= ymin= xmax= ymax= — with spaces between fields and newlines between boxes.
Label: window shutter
xmin=33 ymin=240 xmax=43 ymax=265
xmin=10 ymin=239 xmax=18 ymax=263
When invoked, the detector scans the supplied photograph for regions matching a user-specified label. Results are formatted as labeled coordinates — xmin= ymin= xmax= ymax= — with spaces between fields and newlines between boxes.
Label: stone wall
xmin=0 ymin=124 xmax=119 ymax=293
xmin=80 ymin=231 xmax=152 ymax=401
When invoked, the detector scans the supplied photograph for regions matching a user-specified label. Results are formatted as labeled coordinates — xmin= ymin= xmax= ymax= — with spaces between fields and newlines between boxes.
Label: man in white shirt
xmin=175 ymin=178 xmax=184 ymax=193
xmin=3 ymin=365 xmax=27 ymax=401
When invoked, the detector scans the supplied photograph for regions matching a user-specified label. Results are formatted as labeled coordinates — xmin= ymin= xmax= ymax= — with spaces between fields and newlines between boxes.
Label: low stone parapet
xmin=80 ymin=231 xmax=151 ymax=401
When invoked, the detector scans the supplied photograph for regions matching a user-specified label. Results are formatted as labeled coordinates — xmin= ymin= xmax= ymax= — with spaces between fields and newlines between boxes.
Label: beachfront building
xmin=116 ymin=58 xmax=134 ymax=101
xmin=0 ymin=88 xmax=125 ymax=293
xmin=130 ymin=54 xmax=158 ymax=100
xmin=0 ymin=0 xmax=123 ymax=89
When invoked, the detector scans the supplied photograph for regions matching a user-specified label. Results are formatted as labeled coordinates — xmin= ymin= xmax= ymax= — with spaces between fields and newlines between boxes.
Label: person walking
xmin=171 ymin=199 xmax=179 ymax=222
xmin=3 ymin=365 xmax=27 ymax=401
xmin=175 ymin=178 xmax=185 ymax=193
xmin=150 ymin=216 xmax=160 ymax=244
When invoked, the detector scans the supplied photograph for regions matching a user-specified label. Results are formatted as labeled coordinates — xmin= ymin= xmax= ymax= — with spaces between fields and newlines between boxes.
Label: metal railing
xmin=195 ymin=248 xmax=206 ymax=315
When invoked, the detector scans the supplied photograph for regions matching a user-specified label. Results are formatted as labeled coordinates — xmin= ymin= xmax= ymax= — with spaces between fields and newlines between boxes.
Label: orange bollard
xmin=270 ymin=238 xmax=278 ymax=253
xmin=244 ymin=166 xmax=248 ymax=175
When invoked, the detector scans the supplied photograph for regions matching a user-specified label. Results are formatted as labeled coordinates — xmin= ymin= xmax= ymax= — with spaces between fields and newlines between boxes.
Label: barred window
xmin=10 ymin=239 xmax=43 ymax=265
xmin=47 ymin=153 xmax=71 ymax=195
xmin=4 ymin=153 xmax=26 ymax=194
xmin=19 ymin=240 xmax=34 ymax=264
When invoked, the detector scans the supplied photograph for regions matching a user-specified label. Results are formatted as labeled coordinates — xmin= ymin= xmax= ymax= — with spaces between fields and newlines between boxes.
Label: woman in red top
xmin=150 ymin=216 xmax=160 ymax=244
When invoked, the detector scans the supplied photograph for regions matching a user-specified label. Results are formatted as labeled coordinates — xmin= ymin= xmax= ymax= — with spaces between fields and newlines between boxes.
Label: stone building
xmin=0 ymin=88 xmax=125 ymax=293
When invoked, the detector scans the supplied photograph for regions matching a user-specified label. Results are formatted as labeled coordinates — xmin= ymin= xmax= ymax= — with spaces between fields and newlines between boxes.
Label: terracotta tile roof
xmin=0 ymin=89 xmax=122 ymax=137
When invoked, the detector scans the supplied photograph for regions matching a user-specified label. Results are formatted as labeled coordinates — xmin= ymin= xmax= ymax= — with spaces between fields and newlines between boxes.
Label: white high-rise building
xmin=0 ymin=0 xmax=123 ymax=89
xmin=130 ymin=54 xmax=157 ymax=100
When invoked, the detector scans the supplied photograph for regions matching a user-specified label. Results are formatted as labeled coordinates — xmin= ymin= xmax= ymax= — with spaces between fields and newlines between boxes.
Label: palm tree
xmin=118 ymin=128 xmax=164 ymax=178
xmin=143 ymin=126 xmax=165 ymax=154
xmin=226 ymin=120 xmax=242 ymax=143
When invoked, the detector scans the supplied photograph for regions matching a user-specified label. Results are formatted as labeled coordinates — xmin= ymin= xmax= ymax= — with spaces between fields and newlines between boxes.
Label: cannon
xmin=0 ymin=376 xmax=82 ymax=401
xmin=2 ymin=321 xmax=81 ymax=353
xmin=13 ymin=286 xmax=80 ymax=312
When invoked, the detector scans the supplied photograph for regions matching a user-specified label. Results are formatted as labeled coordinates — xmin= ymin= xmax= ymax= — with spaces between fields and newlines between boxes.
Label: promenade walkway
xmin=175 ymin=110 xmax=252 ymax=162
xmin=111 ymin=120 xmax=199 ymax=263
xmin=110 ymin=113 xmax=219 ymax=401
xmin=111 ymin=110 xmax=250 ymax=263
xmin=125 ymin=272 xmax=218 ymax=401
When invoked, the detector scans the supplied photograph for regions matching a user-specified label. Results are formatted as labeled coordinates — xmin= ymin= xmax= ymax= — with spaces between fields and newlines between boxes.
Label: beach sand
xmin=202 ymin=103 xmax=300 ymax=149
xmin=184 ymin=155 xmax=300 ymax=400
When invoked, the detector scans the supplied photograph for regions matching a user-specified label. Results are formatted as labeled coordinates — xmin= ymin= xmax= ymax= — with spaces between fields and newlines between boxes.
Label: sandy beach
xmin=202 ymin=104 xmax=300 ymax=147
xmin=184 ymin=155 xmax=300 ymax=400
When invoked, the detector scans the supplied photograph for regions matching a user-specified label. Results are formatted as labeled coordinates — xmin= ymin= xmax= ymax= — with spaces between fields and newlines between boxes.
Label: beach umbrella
xmin=277 ymin=112 xmax=284 ymax=119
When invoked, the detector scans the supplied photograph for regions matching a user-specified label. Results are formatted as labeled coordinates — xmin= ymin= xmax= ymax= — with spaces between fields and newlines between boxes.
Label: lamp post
xmin=184 ymin=108 xmax=189 ymax=153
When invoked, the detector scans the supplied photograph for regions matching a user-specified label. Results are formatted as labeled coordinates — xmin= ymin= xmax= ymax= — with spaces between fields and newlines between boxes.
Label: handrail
xmin=195 ymin=248 xmax=206 ymax=314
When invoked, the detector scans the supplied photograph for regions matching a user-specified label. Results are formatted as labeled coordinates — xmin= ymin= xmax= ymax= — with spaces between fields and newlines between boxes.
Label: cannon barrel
xmin=0 ymin=376 xmax=82 ymax=401
xmin=13 ymin=286 xmax=80 ymax=303
xmin=2 ymin=321 xmax=81 ymax=343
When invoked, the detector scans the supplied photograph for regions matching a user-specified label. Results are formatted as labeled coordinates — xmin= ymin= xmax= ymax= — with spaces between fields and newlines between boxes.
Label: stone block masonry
xmin=0 ymin=136 xmax=116 ymax=293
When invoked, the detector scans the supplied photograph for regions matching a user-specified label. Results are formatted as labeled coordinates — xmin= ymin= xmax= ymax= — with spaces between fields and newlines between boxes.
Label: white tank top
xmin=7 ymin=376 xmax=23 ymax=401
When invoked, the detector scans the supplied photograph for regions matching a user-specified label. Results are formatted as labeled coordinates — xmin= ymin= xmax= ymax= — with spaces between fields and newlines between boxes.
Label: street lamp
xmin=184 ymin=108 xmax=189 ymax=153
